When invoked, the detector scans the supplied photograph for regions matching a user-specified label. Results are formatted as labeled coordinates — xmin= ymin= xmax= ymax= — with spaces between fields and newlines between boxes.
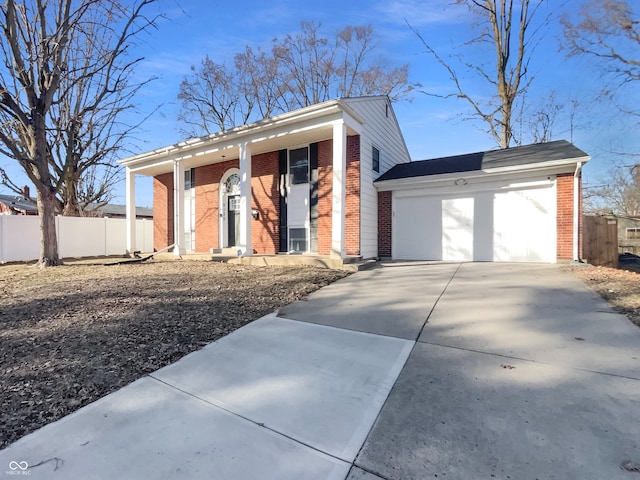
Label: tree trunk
xmin=61 ymin=181 xmax=82 ymax=217
xmin=36 ymin=185 xmax=62 ymax=267
xmin=33 ymin=110 xmax=62 ymax=268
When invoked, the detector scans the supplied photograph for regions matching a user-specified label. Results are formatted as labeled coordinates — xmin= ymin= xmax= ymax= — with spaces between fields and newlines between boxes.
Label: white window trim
xmin=626 ymin=227 xmax=640 ymax=240
xmin=372 ymin=145 xmax=380 ymax=173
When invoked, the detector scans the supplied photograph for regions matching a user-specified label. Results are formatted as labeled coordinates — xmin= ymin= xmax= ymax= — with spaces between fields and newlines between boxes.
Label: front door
xmin=227 ymin=195 xmax=240 ymax=247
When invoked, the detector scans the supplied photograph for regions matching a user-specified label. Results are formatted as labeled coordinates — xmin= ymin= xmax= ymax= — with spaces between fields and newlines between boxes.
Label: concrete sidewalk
xmin=1 ymin=262 xmax=639 ymax=480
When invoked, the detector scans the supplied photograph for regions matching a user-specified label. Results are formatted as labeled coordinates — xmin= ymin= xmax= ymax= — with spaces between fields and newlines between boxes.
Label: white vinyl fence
xmin=0 ymin=215 xmax=153 ymax=263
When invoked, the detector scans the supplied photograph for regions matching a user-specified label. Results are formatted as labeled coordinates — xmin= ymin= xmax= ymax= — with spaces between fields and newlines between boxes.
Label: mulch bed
xmin=0 ymin=261 xmax=349 ymax=449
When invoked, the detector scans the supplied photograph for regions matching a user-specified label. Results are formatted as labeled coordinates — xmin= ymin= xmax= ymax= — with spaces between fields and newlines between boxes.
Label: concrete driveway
xmin=1 ymin=262 xmax=639 ymax=479
xmin=355 ymin=263 xmax=640 ymax=480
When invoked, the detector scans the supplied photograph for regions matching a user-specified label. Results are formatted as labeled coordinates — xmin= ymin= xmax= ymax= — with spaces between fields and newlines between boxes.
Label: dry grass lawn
xmin=0 ymin=260 xmax=349 ymax=448
xmin=565 ymin=264 xmax=640 ymax=328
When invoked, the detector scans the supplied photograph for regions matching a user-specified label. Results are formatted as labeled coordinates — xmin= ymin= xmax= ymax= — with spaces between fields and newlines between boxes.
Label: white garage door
xmin=393 ymin=182 xmax=556 ymax=262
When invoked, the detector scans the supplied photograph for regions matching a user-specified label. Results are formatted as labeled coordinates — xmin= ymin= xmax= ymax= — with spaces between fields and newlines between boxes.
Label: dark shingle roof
xmin=376 ymin=140 xmax=589 ymax=182
xmin=0 ymin=194 xmax=38 ymax=213
xmin=85 ymin=203 xmax=153 ymax=218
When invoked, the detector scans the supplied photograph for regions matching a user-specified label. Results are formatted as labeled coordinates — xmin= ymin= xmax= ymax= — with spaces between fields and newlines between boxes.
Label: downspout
xmin=573 ymin=162 xmax=583 ymax=262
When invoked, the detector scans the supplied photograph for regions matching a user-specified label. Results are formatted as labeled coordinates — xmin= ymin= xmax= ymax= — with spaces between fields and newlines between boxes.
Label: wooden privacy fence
xmin=583 ymin=215 xmax=618 ymax=268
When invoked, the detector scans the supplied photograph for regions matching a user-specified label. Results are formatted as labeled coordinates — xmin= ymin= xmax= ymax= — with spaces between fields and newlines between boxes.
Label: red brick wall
xmin=556 ymin=173 xmax=575 ymax=260
xmin=345 ymin=135 xmax=361 ymax=256
xmin=153 ymin=137 xmax=360 ymax=256
xmin=251 ymin=151 xmax=279 ymax=254
xmin=153 ymin=173 xmax=173 ymax=251
xmin=378 ymin=191 xmax=392 ymax=258
xmin=156 ymin=156 xmax=280 ymax=254
xmin=576 ymin=173 xmax=583 ymax=260
xmin=317 ymin=139 xmax=333 ymax=255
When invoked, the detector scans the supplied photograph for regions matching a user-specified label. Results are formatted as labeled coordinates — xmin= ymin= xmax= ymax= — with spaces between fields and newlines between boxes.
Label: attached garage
xmin=376 ymin=140 xmax=590 ymax=263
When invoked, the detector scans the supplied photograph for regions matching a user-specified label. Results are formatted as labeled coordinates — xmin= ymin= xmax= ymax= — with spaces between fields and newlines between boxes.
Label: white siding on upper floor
xmin=342 ymin=97 xmax=411 ymax=258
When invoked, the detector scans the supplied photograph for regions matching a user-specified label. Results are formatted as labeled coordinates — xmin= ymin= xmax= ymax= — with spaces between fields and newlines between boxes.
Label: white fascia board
xmin=375 ymin=157 xmax=590 ymax=192
xmin=246 ymin=112 xmax=342 ymax=146
xmin=119 ymin=100 xmax=364 ymax=169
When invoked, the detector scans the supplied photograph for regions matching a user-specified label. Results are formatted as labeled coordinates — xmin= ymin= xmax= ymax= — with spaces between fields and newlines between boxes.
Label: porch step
xmin=152 ymin=251 xmax=379 ymax=271
xmin=210 ymin=247 xmax=242 ymax=256
xmin=224 ymin=255 xmax=378 ymax=272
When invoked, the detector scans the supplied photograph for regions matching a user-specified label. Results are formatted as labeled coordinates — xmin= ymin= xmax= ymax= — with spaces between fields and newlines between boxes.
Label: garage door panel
xmin=394 ymin=196 xmax=442 ymax=260
xmin=472 ymin=192 xmax=495 ymax=262
xmin=494 ymin=186 xmax=555 ymax=262
xmin=442 ymin=198 xmax=474 ymax=262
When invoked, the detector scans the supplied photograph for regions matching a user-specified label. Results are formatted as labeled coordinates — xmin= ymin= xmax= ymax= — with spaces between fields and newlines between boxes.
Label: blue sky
xmin=1 ymin=0 xmax=638 ymax=207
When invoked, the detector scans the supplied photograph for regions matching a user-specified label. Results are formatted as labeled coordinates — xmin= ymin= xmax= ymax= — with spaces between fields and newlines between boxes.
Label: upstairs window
xmin=372 ymin=146 xmax=380 ymax=173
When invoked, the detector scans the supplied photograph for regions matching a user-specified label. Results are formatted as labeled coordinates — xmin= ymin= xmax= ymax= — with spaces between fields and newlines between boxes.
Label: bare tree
xmin=410 ymin=0 xmax=545 ymax=148
xmin=177 ymin=56 xmax=241 ymax=136
xmin=562 ymin=0 xmax=639 ymax=93
xmin=520 ymin=91 xmax=564 ymax=144
xmin=0 ymin=0 xmax=158 ymax=266
xmin=584 ymin=164 xmax=640 ymax=216
xmin=178 ymin=21 xmax=417 ymax=136
xmin=234 ymin=46 xmax=284 ymax=121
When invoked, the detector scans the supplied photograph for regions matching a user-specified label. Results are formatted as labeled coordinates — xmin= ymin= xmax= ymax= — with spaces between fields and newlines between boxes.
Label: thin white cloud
xmin=376 ymin=0 xmax=468 ymax=27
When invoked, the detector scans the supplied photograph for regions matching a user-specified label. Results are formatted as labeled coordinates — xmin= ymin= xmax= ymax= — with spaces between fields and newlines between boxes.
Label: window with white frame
xmin=627 ymin=227 xmax=640 ymax=240
xmin=289 ymin=147 xmax=309 ymax=185
xmin=372 ymin=146 xmax=380 ymax=173
xmin=289 ymin=227 xmax=308 ymax=253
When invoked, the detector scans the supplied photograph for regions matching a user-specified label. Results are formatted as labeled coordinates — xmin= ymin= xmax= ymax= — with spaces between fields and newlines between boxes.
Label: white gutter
xmin=573 ymin=161 xmax=583 ymax=261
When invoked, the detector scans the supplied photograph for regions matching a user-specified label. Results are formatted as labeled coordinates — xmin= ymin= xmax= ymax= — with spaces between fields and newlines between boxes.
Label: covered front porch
xmin=119 ymin=100 xmax=364 ymax=260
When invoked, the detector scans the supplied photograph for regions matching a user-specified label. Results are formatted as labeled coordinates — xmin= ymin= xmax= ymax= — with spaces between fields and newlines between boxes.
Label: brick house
xmin=0 ymin=187 xmax=38 ymax=216
xmin=120 ymin=97 xmax=589 ymax=263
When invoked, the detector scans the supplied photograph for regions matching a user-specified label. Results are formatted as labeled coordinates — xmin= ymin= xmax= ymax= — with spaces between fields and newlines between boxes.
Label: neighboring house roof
xmin=0 ymin=194 xmax=38 ymax=214
xmin=0 ymin=194 xmax=152 ymax=218
xmin=85 ymin=203 xmax=153 ymax=218
xmin=375 ymin=140 xmax=590 ymax=182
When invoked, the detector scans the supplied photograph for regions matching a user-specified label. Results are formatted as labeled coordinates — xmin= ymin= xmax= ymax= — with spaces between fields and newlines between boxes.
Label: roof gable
xmin=376 ymin=140 xmax=589 ymax=182
xmin=0 ymin=194 xmax=38 ymax=213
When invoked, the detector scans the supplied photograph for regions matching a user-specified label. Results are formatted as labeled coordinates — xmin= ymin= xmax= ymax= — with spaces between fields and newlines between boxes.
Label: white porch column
xmin=173 ymin=159 xmax=186 ymax=256
xmin=331 ymin=121 xmax=347 ymax=259
xmin=125 ymin=167 xmax=136 ymax=256
xmin=239 ymin=141 xmax=253 ymax=256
